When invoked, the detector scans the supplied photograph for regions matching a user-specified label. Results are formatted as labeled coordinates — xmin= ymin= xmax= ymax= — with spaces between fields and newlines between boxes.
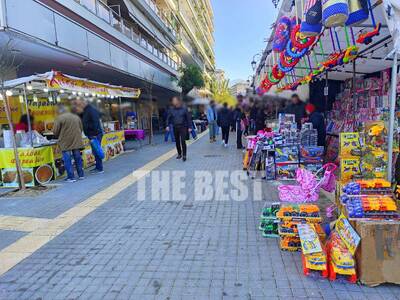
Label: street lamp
xmin=251 ymin=53 xmax=262 ymax=71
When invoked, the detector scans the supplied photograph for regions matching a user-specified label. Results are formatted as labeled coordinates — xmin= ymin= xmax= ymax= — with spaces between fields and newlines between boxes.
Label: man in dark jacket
xmin=305 ymin=103 xmax=326 ymax=147
xmin=166 ymin=97 xmax=192 ymax=161
xmin=232 ymin=104 xmax=244 ymax=149
xmin=285 ymin=94 xmax=306 ymax=129
xmin=73 ymin=98 xmax=104 ymax=174
xmin=217 ymin=103 xmax=232 ymax=147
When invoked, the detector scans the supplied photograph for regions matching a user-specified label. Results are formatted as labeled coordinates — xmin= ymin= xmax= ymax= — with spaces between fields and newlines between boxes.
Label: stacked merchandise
xmin=276 ymin=204 xmax=323 ymax=251
xmin=325 ymin=70 xmax=393 ymax=163
xmin=276 ymin=114 xmax=300 ymax=180
xmin=339 ymin=180 xmax=398 ymax=219
xmin=298 ymin=224 xmax=328 ymax=278
xmin=299 ymin=123 xmax=324 ymax=173
xmin=259 ymin=203 xmax=280 ymax=238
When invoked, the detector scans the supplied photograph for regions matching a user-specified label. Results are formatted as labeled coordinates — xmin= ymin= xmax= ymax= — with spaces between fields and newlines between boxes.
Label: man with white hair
xmin=53 ymin=105 xmax=85 ymax=183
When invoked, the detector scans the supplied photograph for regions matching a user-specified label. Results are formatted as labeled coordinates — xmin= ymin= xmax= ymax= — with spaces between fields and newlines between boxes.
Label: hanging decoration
xmin=300 ymin=0 xmax=323 ymax=36
xmin=322 ymin=0 xmax=349 ymax=27
xmin=346 ymin=0 xmax=369 ymax=26
xmin=273 ymin=17 xmax=292 ymax=52
xmin=356 ymin=0 xmax=381 ymax=45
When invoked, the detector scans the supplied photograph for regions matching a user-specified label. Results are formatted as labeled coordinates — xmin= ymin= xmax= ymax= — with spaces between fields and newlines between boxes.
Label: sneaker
xmin=65 ymin=178 xmax=77 ymax=183
xmin=182 ymin=156 xmax=187 ymax=162
xmin=224 ymin=143 xmax=228 ymax=148
xmin=176 ymin=155 xmax=182 ymax=159
xmin=90 ymin=169 xmax=104 ymax=175
xmin=78 ymin=176 xmax=85 ymax=180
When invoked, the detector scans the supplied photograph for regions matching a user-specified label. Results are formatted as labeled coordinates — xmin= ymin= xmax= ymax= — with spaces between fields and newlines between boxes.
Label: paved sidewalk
xmin=0 ymin=134 xmax=399 ymax=299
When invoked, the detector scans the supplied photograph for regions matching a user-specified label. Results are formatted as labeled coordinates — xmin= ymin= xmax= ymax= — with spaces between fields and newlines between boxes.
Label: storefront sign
xmin=336 ymin=214 xmax=361 ymax=255
xmin=0 ymin=97 xmax=22 ymax=125
xmin=47 ymin=72 xmax=141 ymax=98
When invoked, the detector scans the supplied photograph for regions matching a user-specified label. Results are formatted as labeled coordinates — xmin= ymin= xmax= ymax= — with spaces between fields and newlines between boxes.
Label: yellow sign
xmin=0 ymin=97 xmax=22 ymax=125
xmin=0 ymin=147 xmax=55 ymax=168
xmin=101 ymin=131 xmax=125 ymax=147
xmin=47 ymin=72 xmax=141 ymax=98
xmin=28 ymin=99 xmax=57 ymax=123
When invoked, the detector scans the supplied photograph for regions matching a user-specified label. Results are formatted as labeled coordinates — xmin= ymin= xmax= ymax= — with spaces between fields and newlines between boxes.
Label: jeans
xmin=90 ymin=134 xmax=103 ymax=171
xmin=190 ymin=122 xmax=197 ymax=139
xmin=62 ymin=149 xmax=84 ymax=180
xmin=236 ymin=121 xmax=243 ymax=149
xmin=165 ymin=124 xmax=175 ymax=142
xmin=174 ymin=126 xmax=188 ymax=157
xmin=221 ymin=126 xmax=230 ymax=144
xmin=208 ymin=120 xmax=217 ymax=140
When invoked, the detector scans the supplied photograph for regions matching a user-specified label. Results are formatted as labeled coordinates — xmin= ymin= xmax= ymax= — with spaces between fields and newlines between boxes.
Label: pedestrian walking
xmin=53 ymin=105 xmax=85 ymax=183
xmin=73 ymin=98 xmax=104 ymax=174
xmin=166 ymin=96 xmax=192 ymax=161
xmin=305 ymin=103 xmax=326 ymax=147
xmin=188 ymin=107 xmax=198 ymax=140
xmin=233 ymin=103 xmax=244 ymax=149
xmin=217 ymin=102 xmax=232 ymax=147
xmin=285 ymin=93 xmax=306 ymax=129
xmin=164 ymin=100 xmax=175 ymax=143
xmin=207 ymin=100 xmax=218 ymax=142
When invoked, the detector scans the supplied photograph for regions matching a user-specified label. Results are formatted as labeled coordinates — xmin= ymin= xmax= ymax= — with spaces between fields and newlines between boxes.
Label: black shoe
xmin=182 ymin=156 xmax=187 ymax=162
xmin=176 ymin=155 xmax=182 ymax=159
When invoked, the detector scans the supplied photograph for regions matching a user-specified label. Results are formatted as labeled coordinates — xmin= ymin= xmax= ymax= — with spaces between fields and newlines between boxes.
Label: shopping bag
xmin=90 ymin=138 xmax=105 ymax=160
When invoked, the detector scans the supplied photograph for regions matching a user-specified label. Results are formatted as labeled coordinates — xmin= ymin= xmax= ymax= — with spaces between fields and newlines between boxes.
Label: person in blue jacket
xmin=206 ymin=100 xmax=218 ymax=143
xmin=305 ymin=103 xmax=326 ymax=147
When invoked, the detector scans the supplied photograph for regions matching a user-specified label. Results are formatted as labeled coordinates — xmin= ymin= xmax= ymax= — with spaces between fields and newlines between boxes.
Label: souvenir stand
xmin=0 ymin=71 xmax=140 ymax=188
xmin=254 ymin=0 xmax=400 ymax=286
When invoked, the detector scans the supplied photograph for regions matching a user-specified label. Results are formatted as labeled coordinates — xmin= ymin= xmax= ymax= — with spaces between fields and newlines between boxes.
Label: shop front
xmin=250 ymin=0 xmax=400 ymax=287
xmin=0 ymin=71 xmax=140 ymax=188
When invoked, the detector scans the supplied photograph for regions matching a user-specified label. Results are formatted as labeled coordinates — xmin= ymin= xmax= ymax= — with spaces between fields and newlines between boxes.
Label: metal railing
xmin=74 ymin=0 xmax=179 ymax=71
xmin=143 ymin=0 xmax=177 ymax=37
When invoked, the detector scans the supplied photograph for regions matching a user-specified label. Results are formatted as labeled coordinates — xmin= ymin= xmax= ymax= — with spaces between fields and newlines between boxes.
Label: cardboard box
xmin=275 ymin=145 xmax=299 ymax=163
xmin=276 ymin=163 xmax=298 ymax=180
xmin=354 ymin=220 xmax=400 ymax=286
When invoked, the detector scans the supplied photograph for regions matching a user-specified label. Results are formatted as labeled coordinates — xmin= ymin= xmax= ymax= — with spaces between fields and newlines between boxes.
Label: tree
xmin=178 ymin=64 xmax=205 ymax=95
xmin=0 ymin=39 xmax=26 ymax=190
xmin=210 ymin=77 xmax=236 ymax=107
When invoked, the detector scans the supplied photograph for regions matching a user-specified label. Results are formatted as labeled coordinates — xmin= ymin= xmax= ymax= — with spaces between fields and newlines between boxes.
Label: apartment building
xmin=0 ymin=0 xmax=215 ymax=105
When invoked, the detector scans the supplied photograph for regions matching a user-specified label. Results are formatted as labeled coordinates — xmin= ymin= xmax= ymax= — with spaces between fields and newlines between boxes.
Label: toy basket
xmin=300 ymin=21 xmax=323 ymax=36
xmin=345 ymin=0 xmax=369 ymax=26
xmin=322 ymin=0 xmax=349 ymax=27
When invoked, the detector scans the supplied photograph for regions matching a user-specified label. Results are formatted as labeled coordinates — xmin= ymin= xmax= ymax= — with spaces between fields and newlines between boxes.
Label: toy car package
xmin=275 ymin=145 xmax=299 ymax=163
xmin=300 ymin=163 xmax=323 ymax=174
xmin=340 ymin=132 xmax=364 ymax=158
xmin=300 ymin=146 xmax=324 ymax=163
xmin=340 ymin=158 xmax=361 ymax=183
xmin=276 ymin=163 xmax=298 ymax=180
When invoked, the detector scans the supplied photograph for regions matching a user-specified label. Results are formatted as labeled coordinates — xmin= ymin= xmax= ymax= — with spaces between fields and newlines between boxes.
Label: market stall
xmin=251 ymin=0 xmax=400 ymax=287
xmin=0 ymin=71 xmax=140 ymax=188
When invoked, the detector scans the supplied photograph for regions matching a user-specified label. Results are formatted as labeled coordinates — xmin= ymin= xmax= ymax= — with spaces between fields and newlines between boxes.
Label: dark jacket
xmin=82 ymin=104 xmax=102 ymax=138
xmin=232 ymin=108 xmax=244 ymax=123
xmin=167 ymin=106 xmax=192 ymax=128
xmin=309 ymin=111 xmax=326 ymax=146
xmin=255 ymin=110 xmax=266 ymax=131
xmin=217 ymin=107 xmax=232 ymax=128
xmin=285 ymin=102 xmax=306 ymax=128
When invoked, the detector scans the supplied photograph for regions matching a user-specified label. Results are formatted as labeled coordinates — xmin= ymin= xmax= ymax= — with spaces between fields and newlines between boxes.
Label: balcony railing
xmin=143 ymin=0 xmax=177 ymax=37
xmin=74 ymin=0 xmax=179 ymax=71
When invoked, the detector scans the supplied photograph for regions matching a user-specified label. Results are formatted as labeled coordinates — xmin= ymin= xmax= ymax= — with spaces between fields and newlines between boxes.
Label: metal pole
xmin=118 ymin=97 xmax=124 ymax=129
xmin=324 ymin=70 xmax=329 ymax=116
xmin=22 ymin=84 xmax=33 ymax=147
xmin=352 ymin=60 xmax=357 ymax=122
xmin=387 ymin=52 xmax=398 ymax=182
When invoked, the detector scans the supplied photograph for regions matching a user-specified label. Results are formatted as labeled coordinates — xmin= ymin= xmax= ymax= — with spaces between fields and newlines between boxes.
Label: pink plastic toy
xmin=278 ymin=163 xmax=338 ymax=203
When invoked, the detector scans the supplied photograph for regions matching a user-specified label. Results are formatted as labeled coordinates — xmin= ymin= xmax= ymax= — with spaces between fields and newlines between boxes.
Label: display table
xmin=0 ymin=131 xmax=126 ymax=188
xmin=124 ymin=129 xmax=145 ymax=141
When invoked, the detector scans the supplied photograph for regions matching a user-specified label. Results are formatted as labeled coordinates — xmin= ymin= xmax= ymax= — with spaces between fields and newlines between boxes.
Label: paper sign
xmin=336 ymin=214 xmax=361 ymax=255
xmin=297 ymin=224 xmax=323 ymax=255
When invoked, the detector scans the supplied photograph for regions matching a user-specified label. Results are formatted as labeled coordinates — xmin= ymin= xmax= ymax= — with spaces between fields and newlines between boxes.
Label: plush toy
xmin=346 ymin=0 xmax=369 ymax=26
xmin=273 ymin=16 xmax=292 ymax=52
xmin=322 ymin=0 xmax=349 ymax=27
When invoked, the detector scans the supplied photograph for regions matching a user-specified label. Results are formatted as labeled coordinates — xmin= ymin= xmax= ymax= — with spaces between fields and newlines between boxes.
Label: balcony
xmin=74 ymin=0 xmax=178 ymax=70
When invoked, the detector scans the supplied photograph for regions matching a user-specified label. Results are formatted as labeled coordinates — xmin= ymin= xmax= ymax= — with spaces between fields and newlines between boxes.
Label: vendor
xmin=285 ymin=94 xmax=306 ymax=129
xmin=305 ymin=103 xmax=326 ymax=147
xmin=15 ymin=114 xmax=34 ymax=132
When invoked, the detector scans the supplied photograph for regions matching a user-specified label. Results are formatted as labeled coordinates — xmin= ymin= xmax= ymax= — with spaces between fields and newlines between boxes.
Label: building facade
xmin=229 ymin=81 xmax=248 ymax=97
xmin=0 ymin=0 xmax=215 ymax=123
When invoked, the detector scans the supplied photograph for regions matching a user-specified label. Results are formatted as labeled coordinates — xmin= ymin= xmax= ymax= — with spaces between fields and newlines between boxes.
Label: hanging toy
xmin=280 ymin=51 xmax=300 ymax=67
xmin=343 ymin=45 xmax=359 ymax=63
xmin=346 ymin=0 xmax=369 ymax=26
xmin=273 ymin=16 xmax=292 ymax=52
xmin=322 ymin=0 xmax=349 ymax=27
xmin=286 ymin=40 xmax=309 ymax=58
xmin=301 ymin=0 xmax=323 ymax=36
xmin=272 ymin=64 xmax=285 ymax=80
xmin=356 ymin=0 xmax=381 ymax=45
